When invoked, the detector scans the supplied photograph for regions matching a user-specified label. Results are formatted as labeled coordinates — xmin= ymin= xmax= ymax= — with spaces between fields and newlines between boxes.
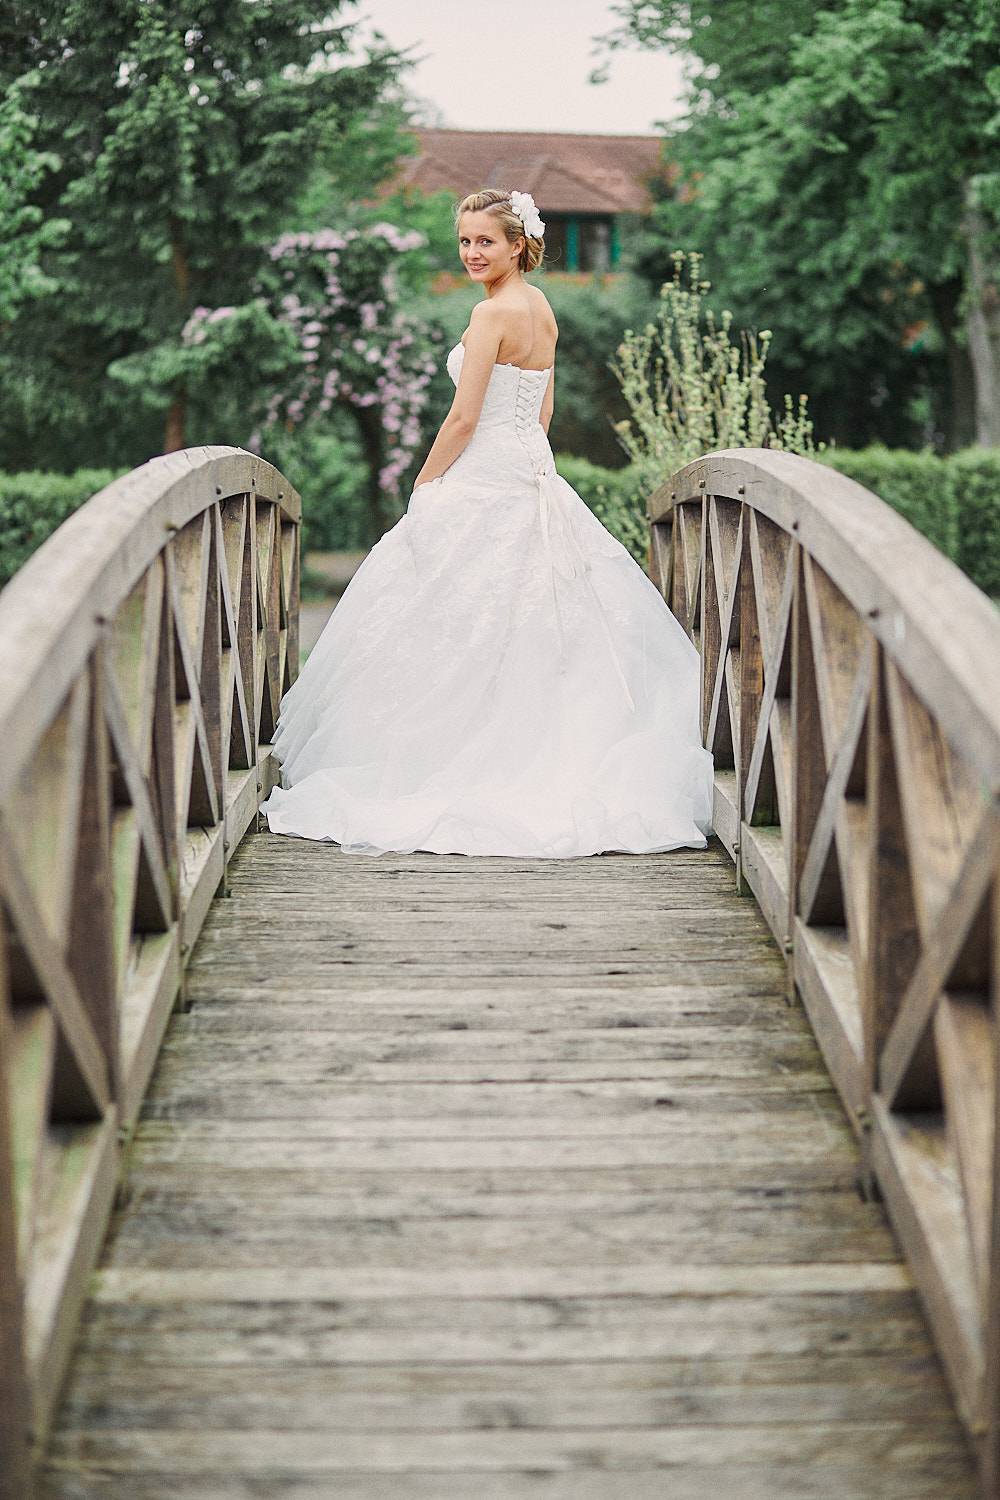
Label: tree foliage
xmin=605 ymin=0 xmax=1000 ymax=449
xmin=0 ymin=83 xmax=68 ymax=321
xmin=0 ymin=0 xmax=406 ymax=470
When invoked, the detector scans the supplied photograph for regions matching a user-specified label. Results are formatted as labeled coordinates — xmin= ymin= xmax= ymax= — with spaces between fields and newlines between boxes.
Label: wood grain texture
xmin=41 ymin=835 xmax=975 ymax=1498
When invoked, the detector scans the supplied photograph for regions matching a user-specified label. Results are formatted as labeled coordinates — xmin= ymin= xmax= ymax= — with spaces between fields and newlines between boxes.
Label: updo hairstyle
xmin=455 ymin=188 xmax=545 ymax=273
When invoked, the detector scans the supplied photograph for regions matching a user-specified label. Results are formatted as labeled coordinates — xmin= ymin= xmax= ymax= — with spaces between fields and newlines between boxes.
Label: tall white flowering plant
xmin=613 ymin=252 xmax=814 ymax=500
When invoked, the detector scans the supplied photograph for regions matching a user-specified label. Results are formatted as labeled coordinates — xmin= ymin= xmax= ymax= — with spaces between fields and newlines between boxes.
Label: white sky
xmin=353 ymin=0 xmax=687 ymax=137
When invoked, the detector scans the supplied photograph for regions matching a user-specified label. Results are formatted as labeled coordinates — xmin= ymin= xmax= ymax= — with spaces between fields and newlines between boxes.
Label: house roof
xmin=392 ymin=130 xmax=671 ymax=216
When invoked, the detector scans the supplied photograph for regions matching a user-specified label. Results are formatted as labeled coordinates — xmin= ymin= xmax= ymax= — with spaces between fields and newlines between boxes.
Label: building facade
xmin=391 ymin=130 xmax=672 ymax=274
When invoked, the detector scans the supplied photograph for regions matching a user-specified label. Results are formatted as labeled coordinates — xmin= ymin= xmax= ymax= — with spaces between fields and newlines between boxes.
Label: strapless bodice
xmin=446 ymin=342 xmax=551 ymax=432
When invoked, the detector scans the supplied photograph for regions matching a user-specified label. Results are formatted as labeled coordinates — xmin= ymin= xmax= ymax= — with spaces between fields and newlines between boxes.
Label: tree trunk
xmin=349 ymin=402 xmax=388 ymax=541
xmin=165 ymin=216 xmax=190 ymax=453
xmin=164 ymin=388 xmax=186 ymax=453
xmin=963 ymin=186 xmax=1000 ymax=447
xmin=927 ymin=278 xmax=976 ymax=452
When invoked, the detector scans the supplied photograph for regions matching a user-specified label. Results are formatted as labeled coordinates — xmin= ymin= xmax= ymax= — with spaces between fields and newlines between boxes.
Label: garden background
xmin=2 ymin=0 xmax=999 ymax=599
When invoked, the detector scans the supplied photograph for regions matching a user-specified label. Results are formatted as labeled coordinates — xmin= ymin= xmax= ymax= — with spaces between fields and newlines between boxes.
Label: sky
xmin=352 ymin=0 xmax=687 ymax=137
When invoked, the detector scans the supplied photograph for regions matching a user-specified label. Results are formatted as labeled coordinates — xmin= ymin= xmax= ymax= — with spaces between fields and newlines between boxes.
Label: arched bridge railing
xmin=0 ymin=447 xmax=299 ymax=1493
xmin=651 ymin=448 xmax=1000 ymax=1491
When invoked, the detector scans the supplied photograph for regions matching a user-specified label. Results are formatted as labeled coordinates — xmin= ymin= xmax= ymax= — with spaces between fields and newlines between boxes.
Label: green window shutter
xmin=566 ymin=218 xmax=579 ymax=272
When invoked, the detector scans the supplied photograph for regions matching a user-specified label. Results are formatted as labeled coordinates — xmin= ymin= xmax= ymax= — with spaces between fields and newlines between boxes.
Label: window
xmin=542 ymin=216 xmax=620 ymax=273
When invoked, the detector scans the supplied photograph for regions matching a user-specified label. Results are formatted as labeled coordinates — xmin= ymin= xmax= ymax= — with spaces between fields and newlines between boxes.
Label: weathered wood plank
xmin=63 ymin=1291 xmax=938 ymax=1366
xmin=91 ymin=1262 xmax=912 ymax=1300
xmin=98 ymin=1208 xmax=899 ymax=1270
xmin=37 ymin=1464 xmax=981 ymax=1500
xmin=120 ymin=1160 xmax=865 ymax=1196
xmin=52 ymin=1351 xmax=962 ymax=1430
xmin=43 ymin=1420 xmax=973 ymax=1472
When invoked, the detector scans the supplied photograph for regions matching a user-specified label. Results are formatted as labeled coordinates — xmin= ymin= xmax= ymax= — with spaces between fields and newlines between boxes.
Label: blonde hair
xmin=455 ymin=188 xmax=545 ymax=273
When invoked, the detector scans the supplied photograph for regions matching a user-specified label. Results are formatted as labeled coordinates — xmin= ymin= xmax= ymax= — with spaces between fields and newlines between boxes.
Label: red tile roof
xmin=391 ymin=130 xmax=671 ymax=215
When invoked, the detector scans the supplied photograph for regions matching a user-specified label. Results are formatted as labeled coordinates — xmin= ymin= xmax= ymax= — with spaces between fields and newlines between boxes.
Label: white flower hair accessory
xmin=508 ymin=190 xmax=545 ymax=239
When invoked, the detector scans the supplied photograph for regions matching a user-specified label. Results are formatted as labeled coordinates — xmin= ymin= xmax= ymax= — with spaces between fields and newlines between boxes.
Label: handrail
xmin=0 ymin=446 xmax=300 ymax=1493
xmin=651 ymin=448 xmax=1000 ymax=1497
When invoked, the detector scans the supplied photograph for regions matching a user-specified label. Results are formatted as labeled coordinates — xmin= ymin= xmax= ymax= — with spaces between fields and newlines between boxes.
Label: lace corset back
xmin=446 ymin=342 xmax=550 ymax=431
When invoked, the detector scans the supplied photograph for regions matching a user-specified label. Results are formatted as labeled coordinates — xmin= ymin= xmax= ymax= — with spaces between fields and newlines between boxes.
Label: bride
xmin=262 ymin=188 xmax=714 ymax=857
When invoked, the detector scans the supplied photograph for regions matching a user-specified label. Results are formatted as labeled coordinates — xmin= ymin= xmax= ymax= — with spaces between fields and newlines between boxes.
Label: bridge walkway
xmin=39 ymin=834 xmax=976 ymax=1499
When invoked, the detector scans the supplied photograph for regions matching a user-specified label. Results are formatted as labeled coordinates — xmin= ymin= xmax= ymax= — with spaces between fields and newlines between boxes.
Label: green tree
xmin=604 ymin=0 xmax=1000 ymax=450
xmin=144 ymin=223 xmax=440 ymax=538
xmin=0 ymin=0 xmax=404 ymax=470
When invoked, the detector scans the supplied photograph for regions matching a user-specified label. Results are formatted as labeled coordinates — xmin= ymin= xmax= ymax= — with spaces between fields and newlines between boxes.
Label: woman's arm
xmin=540 ymin=368 xmax=555 ymax=435
xmin=412 ymin=303 xmax=505 ymax=488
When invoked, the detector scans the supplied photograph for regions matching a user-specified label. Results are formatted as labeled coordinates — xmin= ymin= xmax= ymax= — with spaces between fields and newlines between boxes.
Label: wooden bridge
xmin=0 ymin=446 xmax=998 ymax=1497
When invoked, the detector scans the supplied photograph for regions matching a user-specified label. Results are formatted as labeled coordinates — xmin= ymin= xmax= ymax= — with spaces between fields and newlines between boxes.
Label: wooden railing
xmin=0 ymin=447 xmax=300 ymax=1494
xmin=651 ymin=448 xmax=1000 ymax=1494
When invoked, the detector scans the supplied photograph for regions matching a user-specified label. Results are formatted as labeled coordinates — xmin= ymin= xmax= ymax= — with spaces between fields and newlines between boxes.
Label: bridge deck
xmin=41 ymin=834 xmax=976 ymax=1498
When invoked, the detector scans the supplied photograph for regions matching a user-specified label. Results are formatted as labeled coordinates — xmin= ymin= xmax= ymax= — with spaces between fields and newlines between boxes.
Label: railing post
xmin=863 ymin=648 xmax=937 ymax=1128
xmin=699 ymin=491 xmax=713 ymax=746
xmin=63 ymin=648 xmax=119 ymax=1108
xmin=981 ymin=876 xmax=1000 ymax=1498
xmin=789 ymin=544 xmax=825 ymax=954
xmin=0 ymin=924 xmax=35 ymax=1499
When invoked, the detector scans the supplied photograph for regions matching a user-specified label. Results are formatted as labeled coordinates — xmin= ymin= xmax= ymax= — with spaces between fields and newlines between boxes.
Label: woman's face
xmin=458 ymin=211 xmax=522 ymax=288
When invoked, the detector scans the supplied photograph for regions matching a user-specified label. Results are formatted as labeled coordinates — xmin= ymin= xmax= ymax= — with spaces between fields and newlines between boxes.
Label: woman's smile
xmin=458 ymin=210 xmax=521 ymax=289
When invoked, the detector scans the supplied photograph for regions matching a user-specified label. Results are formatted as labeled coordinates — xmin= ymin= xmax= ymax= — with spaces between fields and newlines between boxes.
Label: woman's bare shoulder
xmin=471 ymin=291 xmax=534 ymax=342
xmin=526 ymin=283 xmax=558 ymax=334
xmin=468 ymin=298 xmax=505 ymax=325
xmin=464 ymin=297 xmax=509 ymax=345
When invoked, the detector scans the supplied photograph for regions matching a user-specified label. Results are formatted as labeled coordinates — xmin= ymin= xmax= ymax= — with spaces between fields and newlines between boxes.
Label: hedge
xmin=0 ymin=469 xmax=124 ymax=588
xmin=3 ymin=449 xmax=999 ymax=599
xmin=821 ymin=447 xmax=956 ymax=560
xmin=822 ymin=446 xmax=1000 ymax=599
xmin=947 ymin=449 xmax=1000 ymax=599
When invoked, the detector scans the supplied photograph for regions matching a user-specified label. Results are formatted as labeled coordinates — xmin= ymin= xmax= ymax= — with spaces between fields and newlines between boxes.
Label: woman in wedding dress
xmin=262 ymin=188 xmax=714 ymax=857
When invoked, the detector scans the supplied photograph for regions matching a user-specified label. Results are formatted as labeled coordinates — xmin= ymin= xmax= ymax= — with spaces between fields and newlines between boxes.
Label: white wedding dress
xmin=262 ymin=343 xmax=713 ymax=857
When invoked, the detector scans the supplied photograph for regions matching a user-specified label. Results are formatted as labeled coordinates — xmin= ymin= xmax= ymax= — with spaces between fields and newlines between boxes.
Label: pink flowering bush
xmin=182 ymin=222 xmax=439 ymax=531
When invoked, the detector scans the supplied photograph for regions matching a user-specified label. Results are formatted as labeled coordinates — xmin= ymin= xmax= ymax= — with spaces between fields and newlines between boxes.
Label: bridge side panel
xmin=0 ymin=450 xmax=299 ymax=1480
xmin=653 ymin=448 xmax=1000 ymax=1495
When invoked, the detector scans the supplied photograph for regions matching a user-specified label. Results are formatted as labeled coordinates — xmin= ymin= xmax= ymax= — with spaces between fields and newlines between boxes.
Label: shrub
xmin=260 ymin=428 xmax=370 ymax=552
xmin=542 ymin=275 xmax=658 ymax=469
xmin=613 ymin=252 xmax=813 ymax=497
xmin=0 ymin=468 xmax=123 ymax=587
xmin=821 ymin=447 xmax=957 ymax=560
xmin=822 ymin=447 xmax=1000 ymax=598
xmin=948 ymin=449 xmax=1000 ymax=598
